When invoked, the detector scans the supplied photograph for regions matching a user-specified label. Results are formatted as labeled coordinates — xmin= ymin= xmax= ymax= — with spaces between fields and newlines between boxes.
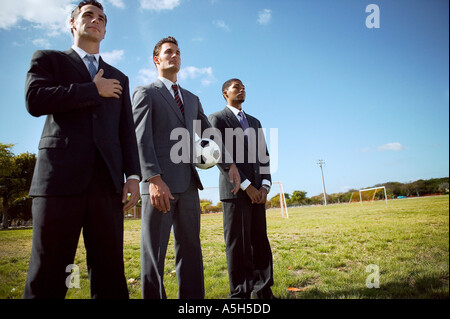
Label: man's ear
xmin=153 ymin=55 xmax=160 ymax=66
xmin=70 ymin=18 xmax=76 ymax=34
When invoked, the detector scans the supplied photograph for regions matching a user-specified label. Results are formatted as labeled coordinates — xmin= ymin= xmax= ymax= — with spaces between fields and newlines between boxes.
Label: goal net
xmin=349 ymin=186 xmax=387 ymax=205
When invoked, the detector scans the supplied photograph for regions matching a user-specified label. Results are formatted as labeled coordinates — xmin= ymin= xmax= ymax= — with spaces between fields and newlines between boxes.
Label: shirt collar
xmin=158 ymin=76 xmax=179 ymax=91
xmin=226 ymin=105 xmax=245 ymax=118
xmin=71 ymin=45 xmax=100 ymax=62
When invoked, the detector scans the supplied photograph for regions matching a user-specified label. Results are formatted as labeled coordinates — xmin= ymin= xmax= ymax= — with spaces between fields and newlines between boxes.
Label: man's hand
xmin=93 ymin=69 xmax=123 ymax=99
xmin=149 ymin=175 xmax=174 ymax=213
xmin=228 ymin=164 xmax=241 ymax=195
xmin=122 ymin=179 xmax=140 ymax=211
xmin=245 ymin=185 xmax=262 ymax=204
xmin=258 ymin=187 xmax=268 ymax=204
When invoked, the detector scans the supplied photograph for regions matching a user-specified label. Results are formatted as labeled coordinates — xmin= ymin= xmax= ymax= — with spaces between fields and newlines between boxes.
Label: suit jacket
xmin=25 ymin=49 xmax=141 ymax=196
xmin=208 ymin=107 xmax=271 ymax=201
xmin=133 ymin=79 xmax=228 ymax=195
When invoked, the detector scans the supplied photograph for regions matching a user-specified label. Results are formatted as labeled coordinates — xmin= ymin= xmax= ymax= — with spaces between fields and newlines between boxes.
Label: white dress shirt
xmin=158 ymin=76 xmax=184 ymax=104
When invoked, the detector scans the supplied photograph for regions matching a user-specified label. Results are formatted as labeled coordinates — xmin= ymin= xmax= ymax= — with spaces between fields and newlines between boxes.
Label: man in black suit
xmin=208 ymin=78 xmax=275 ymax=299
xmin=23 ymin=0 xmax=141 ymax=299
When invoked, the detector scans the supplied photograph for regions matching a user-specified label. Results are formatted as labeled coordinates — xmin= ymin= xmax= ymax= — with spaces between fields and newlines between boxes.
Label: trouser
xmin=222 ymin=197 xmax=274 ymax=299
xmin=140 ymin=180 xmax=204 ymax=299
xmin=23 ymin=151 xmax=128 ymax=299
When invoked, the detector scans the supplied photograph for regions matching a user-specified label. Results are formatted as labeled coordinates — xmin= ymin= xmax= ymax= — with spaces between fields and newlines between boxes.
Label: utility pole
xmin=316 ymin=159 xmax=327 ymax=206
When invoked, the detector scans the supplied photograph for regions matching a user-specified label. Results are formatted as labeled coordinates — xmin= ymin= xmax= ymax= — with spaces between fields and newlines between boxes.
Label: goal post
xmin=273 ymin=182 xmax=289 ymax=218
xmin=199 ymin=182 xmax=289 ymax=218
xmin=353 ymin=186 xmax=388 ymax=205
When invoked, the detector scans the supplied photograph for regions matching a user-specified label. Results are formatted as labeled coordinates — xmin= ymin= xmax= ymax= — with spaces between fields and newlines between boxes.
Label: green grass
xmin=0 ymin=195 xmax=448 ymax=299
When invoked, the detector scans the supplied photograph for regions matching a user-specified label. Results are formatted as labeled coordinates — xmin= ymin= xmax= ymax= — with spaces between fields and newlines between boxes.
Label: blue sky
xmin=0 ymin=0 xmax=448 ymax=203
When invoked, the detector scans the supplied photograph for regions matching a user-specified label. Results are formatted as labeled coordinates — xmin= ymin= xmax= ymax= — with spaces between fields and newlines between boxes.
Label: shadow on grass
xmin=285 ymin=275 xmax=449 ymax=299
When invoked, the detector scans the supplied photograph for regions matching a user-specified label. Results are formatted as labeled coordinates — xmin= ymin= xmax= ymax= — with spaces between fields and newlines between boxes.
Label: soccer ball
xmin=194 ymin=138 xmax=221 ymax=169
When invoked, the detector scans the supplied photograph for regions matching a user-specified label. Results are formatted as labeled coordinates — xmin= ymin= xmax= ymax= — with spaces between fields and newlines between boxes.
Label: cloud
xmin=137 ymin=65 xmax=216 ymax=86
xmin=360 ymin=147 xmax=371 ymax=153
xmin=101 ymin=49 xmax=125 ymax=65
xmin=139 ymin=0 xmax=180 ymax=11
xmin=192 ymin=37 xmax=205 ymax=42
xmin=213 ymin=20 xmax=230 ymax=31
xmin=0 ymin=0 xmax=73 ymax=35
xmin=32 ymin=38 xmax=51 ymax=49
xmin=377 ymin=142 xmax=405 ymax=152
xmin=137 ymin=68 xmax=158 ymax=84
xmin=257 ymin=9 xmax=272 ymax=25
xmin=105 ymin=0 xmax=126 ymax=9
xmin=179 ymin=66 xmax=216 ymax=86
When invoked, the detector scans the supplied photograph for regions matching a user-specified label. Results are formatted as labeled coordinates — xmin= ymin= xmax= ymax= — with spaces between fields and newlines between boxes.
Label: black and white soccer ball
xmin=194 ymin=138 xmax=221 ymax=169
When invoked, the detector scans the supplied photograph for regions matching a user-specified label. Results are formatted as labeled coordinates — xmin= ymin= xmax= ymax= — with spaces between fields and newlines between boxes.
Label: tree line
xmin=1 ymin=142 xmax=448 ymax=226
xmin=268 ymin=177 xmax=449 ymax=208
xmin=0 ymin=143 xmax=36 ymax=229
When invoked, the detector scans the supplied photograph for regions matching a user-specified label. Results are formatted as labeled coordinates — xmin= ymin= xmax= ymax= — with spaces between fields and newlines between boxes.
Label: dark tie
xmin=86 ymin=55 xmax=97 ymax=79
xmin=172 ymin=84 xmax=184 ymax=114
xmin=237 ymin=111 xmax=250 ymax=143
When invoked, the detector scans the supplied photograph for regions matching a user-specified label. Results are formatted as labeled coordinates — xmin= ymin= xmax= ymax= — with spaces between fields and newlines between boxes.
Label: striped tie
xmin=86 ymin=55 xmax=97 ymax=80
xmin=172 ymin=84 xmax=184 ymax=114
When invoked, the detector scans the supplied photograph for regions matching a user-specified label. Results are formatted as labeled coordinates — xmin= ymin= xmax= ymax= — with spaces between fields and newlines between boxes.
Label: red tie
xmin=172 ymin=84 xmax=184 ymax=114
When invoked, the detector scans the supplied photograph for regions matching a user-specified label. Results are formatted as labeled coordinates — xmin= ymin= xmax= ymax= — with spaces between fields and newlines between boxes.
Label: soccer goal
xmin=349 ymin=186 xmax=388 ymax=205
xmin=273 ymin=182 xmax=289 ymax=218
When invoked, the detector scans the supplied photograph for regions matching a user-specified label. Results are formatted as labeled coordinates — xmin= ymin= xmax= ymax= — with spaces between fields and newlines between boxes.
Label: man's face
xmin=224 ymin=81 xmax=246 ymax=104
xmin=71 ymin=4 xmax=106 ymax=43
xmin=154 ymin=42 xmax=181 ymax=73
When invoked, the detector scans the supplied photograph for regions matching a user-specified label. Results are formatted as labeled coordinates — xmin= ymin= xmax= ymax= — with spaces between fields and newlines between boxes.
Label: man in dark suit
xmin=208 ymin=78 xmax=275 ymax=299
xmin=23 ymin=0 xmax=141 ymax=299
xmin=132 ymin=37 xmax=241 ymax=299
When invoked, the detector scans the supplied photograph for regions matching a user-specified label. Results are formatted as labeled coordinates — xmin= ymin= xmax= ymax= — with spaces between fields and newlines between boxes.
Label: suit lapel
xmin=245 ymin=113 xmax=257 ymax=130
xmin=223 ymin=107 xmax=241 ymax=129
xmin=155 ymin=80 xmax=185 ymax=124
xmin=63 ymin=48 xmax=92 ymax=81
xmin=180 ymin=86 xmax=197 ymax=134
xmin=98 ymin=56 xmax=114 ymax=79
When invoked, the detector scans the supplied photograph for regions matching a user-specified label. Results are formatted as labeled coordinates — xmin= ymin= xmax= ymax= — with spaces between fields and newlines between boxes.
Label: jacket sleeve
xmin=132 ymin=86 xmax=162 ymax=182
xmin=25 ymin=50 xmax=101 ymax=117
xmin=120 ymin=76 xmax=142 ymax=180
xmin=256 ymin=119 xmax=272 ymax=183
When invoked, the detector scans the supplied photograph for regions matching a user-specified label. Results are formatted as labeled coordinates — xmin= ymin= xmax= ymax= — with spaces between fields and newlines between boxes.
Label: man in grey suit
xmin=132 ymin=36 xmax=241 ymax=299
xmin=209 ymin=78 xmax=275 ymax=299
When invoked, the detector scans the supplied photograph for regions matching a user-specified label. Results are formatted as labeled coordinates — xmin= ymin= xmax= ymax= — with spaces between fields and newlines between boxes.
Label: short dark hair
xmin=222 ymin=78 xmax=243 ymax=101
xmin=153 ymin=36 xmax=179 ymax=58
xmin=222 ymin=78 xmax=242 ymax=93
xmin=70 ymin=0 xmax=107 ymax=35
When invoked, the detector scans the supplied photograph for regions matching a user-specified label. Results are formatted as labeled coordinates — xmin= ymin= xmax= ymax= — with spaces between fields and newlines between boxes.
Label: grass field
xmin=0 ymin=195 xmax=448 ymax=299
